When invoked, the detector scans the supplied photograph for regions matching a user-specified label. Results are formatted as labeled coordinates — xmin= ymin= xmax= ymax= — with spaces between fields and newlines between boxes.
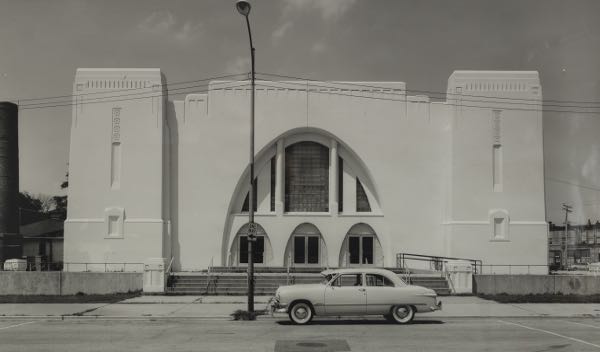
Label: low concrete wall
xmin=474 ymin=275 xmax=600 ymax=295
xmin=0 ymin=272 xmax=143 ymax=295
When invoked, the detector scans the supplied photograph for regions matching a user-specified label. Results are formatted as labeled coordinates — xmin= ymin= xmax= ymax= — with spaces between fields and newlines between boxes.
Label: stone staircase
xmin=167 ymin=268 xmax=452 ymax=296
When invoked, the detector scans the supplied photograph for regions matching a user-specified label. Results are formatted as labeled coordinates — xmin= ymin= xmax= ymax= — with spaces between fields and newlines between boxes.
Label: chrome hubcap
xmin=295 ymin=307 xmax=307 ymax=319
xmin=395 ymin=307 xmax=408 ymax=318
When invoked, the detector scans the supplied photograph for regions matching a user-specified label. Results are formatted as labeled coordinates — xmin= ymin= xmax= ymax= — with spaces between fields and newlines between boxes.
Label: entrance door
xmin=294 ymin=236 xmax=320 ymax=265
xmin=348 ymin=235 xmax=374 ymax=266
xmin=239 ymin=235 xmax=264 ymax=264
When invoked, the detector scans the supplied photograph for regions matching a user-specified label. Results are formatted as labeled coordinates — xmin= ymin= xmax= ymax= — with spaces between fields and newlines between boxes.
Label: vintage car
xmin=271 ymin=268 xmax=442 ymax=324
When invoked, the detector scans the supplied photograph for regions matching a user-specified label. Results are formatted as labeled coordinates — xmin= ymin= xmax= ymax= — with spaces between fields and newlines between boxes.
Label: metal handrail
xmin=205 ymin=257 xmax=214 ymax=294
xmin=166 ymin=256 xmax=174 ymax=275
xmin=396 ymin=253 xmax=483 ymax=274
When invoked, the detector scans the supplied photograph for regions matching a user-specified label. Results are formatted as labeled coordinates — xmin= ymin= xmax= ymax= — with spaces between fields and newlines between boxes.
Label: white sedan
xmin=271 ymin=268 xmax=442 ymax=324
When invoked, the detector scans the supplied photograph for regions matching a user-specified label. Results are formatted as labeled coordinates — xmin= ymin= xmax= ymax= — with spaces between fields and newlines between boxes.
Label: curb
xmin=1 ymin=314 xmax=598 ymax=321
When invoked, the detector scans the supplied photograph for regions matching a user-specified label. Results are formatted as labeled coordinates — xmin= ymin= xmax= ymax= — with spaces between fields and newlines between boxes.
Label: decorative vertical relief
xmin=492 ymin=110 xmax=502 ymax=192
xmin=111 ymin=108 xmax=122 ymax=189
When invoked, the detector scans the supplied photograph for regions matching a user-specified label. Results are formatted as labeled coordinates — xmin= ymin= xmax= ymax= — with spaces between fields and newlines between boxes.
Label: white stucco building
xmin=64 ymin=68 xmax=548 ymax=273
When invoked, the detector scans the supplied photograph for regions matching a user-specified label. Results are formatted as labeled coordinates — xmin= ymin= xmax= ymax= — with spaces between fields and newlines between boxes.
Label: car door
xmin=365 ymin=274 xmax=398 ymax=314
xmin=324 ymin=273 xmax=367 ymax=315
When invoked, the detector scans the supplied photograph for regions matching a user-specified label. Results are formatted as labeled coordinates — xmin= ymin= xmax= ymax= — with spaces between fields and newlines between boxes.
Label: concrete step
xmin=168 ymin=273 xmax=451 ymax=296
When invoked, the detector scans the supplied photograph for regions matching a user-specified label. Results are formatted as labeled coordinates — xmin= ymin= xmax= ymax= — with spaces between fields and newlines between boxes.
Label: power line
xmin=545 ymin=177 xmax=600 ymax=192
xmin=5 ymin=72 xmax=248 ymax=104
xmin=5 ymin=70 xmax=600 ymax=113
xmin=252 ymin=81 xmax=600 ymax=115
xmin=20 ymin=82 xmax=251 ymax=110
xmin=254 ymin=76 xmax=600 ymax=113
xmin=20 ymin=79 xmax=247 ymax=108
xmin=257 ymin=72 xmax=600 ymax=106
xmin=3 ymin=70 xmax=600 ymax=109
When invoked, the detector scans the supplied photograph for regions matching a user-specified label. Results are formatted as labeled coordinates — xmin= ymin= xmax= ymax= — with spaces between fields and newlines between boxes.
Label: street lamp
xmin=235 ymin=0 xmax=256 ymax=314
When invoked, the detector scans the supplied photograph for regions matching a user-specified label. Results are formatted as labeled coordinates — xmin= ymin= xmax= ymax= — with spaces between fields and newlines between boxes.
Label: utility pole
xmin=562 ymin=203 xmax=572 ymax=270
xmin=235 ymin=0 xmax=255 ymax=314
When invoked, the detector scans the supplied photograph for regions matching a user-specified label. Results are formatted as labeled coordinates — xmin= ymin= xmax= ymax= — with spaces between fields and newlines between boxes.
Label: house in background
xmin=20 ymin=218 xmax=64 ymax=270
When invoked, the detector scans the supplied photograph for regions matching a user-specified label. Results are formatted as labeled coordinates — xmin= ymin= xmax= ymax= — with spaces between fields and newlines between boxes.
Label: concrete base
xmin=143 ymin=258 xmax=167 ymax=293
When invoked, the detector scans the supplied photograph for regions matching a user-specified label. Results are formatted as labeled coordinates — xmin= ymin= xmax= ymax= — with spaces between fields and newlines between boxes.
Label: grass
xmin=478 ymin=293 xmax=600 ymax=303
xmin=0 ymin=291 xmax=141 ymax=304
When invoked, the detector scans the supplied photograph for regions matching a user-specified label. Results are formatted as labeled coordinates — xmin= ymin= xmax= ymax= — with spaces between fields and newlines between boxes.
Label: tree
xmin=18 ymin=191 xmax=50 ymax=225
xmin=50 ymin=171 xmax=68 ymax=221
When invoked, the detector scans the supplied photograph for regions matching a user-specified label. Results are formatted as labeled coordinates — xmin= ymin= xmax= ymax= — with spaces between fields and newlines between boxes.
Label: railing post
xmin=85 ymin=263 xmax=88 ymax=272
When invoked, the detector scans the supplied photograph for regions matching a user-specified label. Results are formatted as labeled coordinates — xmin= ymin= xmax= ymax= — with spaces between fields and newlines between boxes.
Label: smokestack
xmin=0 ymin=102 xmax=20 ymax=262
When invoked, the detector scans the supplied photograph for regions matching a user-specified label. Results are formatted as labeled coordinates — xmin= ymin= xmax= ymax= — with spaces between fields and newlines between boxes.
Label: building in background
xmin=63 ymin=69 xmax=548 ymax=273
xmin=20 ymin=218 xmax=64 ymax=270
xmin=548 ymin=221 xmax=600 ymax=270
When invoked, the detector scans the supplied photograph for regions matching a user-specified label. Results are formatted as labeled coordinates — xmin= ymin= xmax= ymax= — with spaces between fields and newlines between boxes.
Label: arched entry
xmin=339 ymin=223 xmax=383 ymax=267
xmin=284 ymin=223 xmax=328 ymax=267
xmin=229 ymin=223 xmax=273 ymax=267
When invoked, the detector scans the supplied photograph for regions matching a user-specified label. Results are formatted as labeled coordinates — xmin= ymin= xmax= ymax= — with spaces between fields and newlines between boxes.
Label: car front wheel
xmin=390 ymin=305 xmax=414 ymax=324
xmin=289 ymin=302 xmax=313 ymax=325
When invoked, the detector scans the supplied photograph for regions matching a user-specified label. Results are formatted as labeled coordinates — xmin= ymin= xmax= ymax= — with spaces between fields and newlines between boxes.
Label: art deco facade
xmin=64 ymin=68 xmax=548 ymax=273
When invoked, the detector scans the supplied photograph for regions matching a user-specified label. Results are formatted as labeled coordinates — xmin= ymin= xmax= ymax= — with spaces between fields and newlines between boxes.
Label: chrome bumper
xmin=430 ymin=300 xmax=442 ymax=311
xmin=269 ymin=297 xmax=288 ymax=314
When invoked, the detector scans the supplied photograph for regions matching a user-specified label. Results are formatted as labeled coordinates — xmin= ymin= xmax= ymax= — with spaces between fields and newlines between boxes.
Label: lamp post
xmin=236 ymin=0 xmax=256 ymax=314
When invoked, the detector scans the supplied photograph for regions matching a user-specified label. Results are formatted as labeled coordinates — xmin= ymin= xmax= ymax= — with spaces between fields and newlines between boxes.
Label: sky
xmin=0 ymin=0 xmax=598 ymax=224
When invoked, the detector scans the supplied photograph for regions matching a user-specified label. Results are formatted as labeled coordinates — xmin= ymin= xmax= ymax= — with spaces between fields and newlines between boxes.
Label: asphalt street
xmin=1 ymin=317 xmax=600 ymax=352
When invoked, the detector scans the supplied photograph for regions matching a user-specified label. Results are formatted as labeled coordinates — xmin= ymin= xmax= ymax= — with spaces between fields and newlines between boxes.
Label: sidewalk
xmin=0 ymin=296 xmax=598 ymax=319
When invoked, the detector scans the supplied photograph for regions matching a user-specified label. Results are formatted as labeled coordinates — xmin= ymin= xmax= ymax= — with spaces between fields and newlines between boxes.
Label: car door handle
xmin=358 ymin=288 xmax=366 ymax=292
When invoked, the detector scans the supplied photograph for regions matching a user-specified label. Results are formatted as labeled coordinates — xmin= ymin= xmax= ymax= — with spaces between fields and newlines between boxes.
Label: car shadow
xmin=276 ymin=319 xmax=445 ymax=326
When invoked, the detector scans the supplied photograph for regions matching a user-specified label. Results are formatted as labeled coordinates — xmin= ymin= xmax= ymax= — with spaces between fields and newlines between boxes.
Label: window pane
xmin=294 ymin=237 xmax=305 ymax=264
xmin=307 ymin=236 xmax=319 ymax=264
xmin=335 ymin=274 xmax=362 ymax=287
xmin=270 ymin=157 xmax=275 ymax=212
xmin=362 ymin=236 xmax=373 ymax=264
xmin=241 ymin=178 xmax=258 ymax=212
xmin=366 ymin=274 xmax=382 ymax=286
xmin=349 ymin=236 xmax=360 ymax=264
xmin=338 ymin=157 xmax=343 ymax=212
xmin=240 ymin=236 xmax=264 ymax=264
xmin=253 ymin=236 xmax=264 ymax=264
xmin=383 ymin=277 xmax=395 ymax=287
xmin=239 ymin=236 xmax=249 ymax=264
xmin=356 ymin=179 xmax=371 ymax=212
xmin=285 ymin=142 xmax=329 ymax=212
xmin=367 ymin=274 xmax=394 ymax=287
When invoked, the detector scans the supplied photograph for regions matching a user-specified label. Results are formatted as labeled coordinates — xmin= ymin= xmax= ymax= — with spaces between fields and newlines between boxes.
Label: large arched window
xmin=285 ymin=141 xmax=329 ymax=212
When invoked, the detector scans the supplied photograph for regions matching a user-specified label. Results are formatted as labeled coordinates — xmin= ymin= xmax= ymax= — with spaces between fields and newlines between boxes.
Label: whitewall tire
xmin=390 ymin=305 xmax=415 ymax=324
xmin=289 ymin=302 xmax=313 ymax=325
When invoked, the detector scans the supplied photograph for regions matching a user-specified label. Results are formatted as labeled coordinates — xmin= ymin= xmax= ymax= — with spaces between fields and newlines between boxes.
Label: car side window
xmin=332 ymin=274 xmax=363 ymax=287
xmin=366 ymin=274 xmax=395 ymax=287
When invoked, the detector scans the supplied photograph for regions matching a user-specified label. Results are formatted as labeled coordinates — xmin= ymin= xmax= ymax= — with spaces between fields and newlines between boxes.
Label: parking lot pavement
xmin=0 ymin=303 xmax=108 ymax=317
xmin=1 ymin=317 xmax=600 ymax=351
